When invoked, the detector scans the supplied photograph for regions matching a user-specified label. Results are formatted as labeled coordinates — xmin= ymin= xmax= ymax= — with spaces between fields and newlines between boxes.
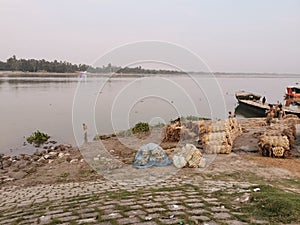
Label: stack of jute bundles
xmin=258 ymin=117 xmax=298 ymax=157
xmin=268 ymin=123 xmax=296 ymax=148
xmin=229 ymin=117 xmax=243 ymax=141
xmin=258 ymin=134 xmax=290 ymax=157
xmin=163 ymin=121 xmax=198 ymax=142
xmin=200 ymin=118 xmax=242 ymax=154
xmin=163 ymin=121 xmax=182 ymax=142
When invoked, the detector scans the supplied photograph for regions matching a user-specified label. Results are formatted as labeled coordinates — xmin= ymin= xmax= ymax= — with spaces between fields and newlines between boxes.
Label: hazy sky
xmin=1 ymin=0 xmax=299 ymax=73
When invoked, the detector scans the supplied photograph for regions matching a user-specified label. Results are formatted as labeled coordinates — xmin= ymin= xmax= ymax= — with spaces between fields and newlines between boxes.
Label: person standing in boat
xmin=262 ymin=96 xmax=266 ymax=105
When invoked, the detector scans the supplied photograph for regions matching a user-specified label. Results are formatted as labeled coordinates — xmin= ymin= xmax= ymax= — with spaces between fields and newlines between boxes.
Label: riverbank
xmin=1 ymin=117 xmax=300 ymax=224
xmin=1 ymin=117 xmax=300 ymax=187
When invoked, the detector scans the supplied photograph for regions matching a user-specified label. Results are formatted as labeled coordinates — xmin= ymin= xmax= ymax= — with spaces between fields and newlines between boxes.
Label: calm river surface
xmin=1 ymin=74 xmax=300 ymax=155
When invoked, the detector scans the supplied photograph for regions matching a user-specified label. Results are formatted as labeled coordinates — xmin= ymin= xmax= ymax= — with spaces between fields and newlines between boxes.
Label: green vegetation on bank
xmin=242 ymin=185 xmax=300 ymax=224
xmin=0 ymin=55 xmax=88 ymax=73
xmin=94 ymin=116 xmax=211 ymax=140
xmin=26 ymin=130 xmax=50 ymax=147
xmin=0 ymin=55 xmax=182 ymax=74
xmin=94 ymin=121 xmax=162 ymax=140
xmin=130 ymin=122 xmax=150 ymax=134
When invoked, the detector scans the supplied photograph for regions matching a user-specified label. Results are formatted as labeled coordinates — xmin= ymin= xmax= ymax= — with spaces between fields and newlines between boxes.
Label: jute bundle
xmin=163 ymin=124 xmax=181 ymax=142
xmin=187 ymin=149 xmax=203 ymax=168
xmin=258 ymin=134 xmax=290 ymax=157
xmin=258 ymin=135 xmax=289 ymax=150
xmin=207 ymin=124 xmax=231 ymax=133
xmin=282 ymin=127 xmax=295 ymax=147
xmin=263 ymin=122 xmax=295 ymax=148
xmin=272 ymin=146 xmax=285 ymax=157
xmin=198 ymin=120 xmax=206 ymax=135
xmin=204 ymin=144 xmax=232 ymax=154
xmin=173 ymin=144 xmax=204 ymax=168
xmin=205 ymin=140 xmax=228 ymax=146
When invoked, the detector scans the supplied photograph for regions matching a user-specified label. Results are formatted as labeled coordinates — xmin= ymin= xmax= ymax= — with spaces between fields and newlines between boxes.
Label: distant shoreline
xmin=0 ymin=71 xmax=299 ymax=78
xmin=0 ymin=71 xmax=79 ymax=77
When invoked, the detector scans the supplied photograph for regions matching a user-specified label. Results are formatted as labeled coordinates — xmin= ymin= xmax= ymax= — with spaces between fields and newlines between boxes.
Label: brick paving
xmin=0 ymin=172 xmax=269 ymax=225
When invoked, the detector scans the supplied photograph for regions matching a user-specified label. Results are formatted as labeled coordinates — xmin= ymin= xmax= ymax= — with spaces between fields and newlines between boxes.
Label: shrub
xmin=26 ymin=130 xmax=50 ymax=147
xmin=131 ymin=122 xmax=150 ymax=134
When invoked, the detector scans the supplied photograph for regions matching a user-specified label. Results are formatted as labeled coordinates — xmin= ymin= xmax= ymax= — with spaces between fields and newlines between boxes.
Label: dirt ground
xmin=1 ymin=117 xmax=300 ymax=188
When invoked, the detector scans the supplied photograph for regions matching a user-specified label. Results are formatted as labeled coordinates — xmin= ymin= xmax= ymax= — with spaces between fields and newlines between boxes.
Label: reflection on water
xmin=1 ymin=74 xmax=300 ymax=155
xmin=234 ymin=104 xmax=266 ymax=118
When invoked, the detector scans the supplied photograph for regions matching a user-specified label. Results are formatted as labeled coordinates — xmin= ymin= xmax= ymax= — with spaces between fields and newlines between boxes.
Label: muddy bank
xmin=0 ymin=144 xmax=99 ymax=187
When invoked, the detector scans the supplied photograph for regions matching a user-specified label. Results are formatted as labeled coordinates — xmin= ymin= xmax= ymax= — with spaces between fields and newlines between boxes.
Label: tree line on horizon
xmin=0 ymin=56 xmax=182 ymax=74
xmin=0 ymin=55 xmax=88 ymax=73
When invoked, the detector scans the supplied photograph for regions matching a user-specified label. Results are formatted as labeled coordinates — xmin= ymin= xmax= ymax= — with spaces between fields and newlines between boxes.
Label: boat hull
xmin=236 ymin=99 xmax=267 ymax=117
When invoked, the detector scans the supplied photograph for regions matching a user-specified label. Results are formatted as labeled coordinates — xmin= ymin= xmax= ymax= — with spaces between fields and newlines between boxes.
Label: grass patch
xmin=68 ymin=195 xmax=90 ymax=202
xmin=107 ymin=190 xmax=133 ymax=199
xmin=278 ymin=178 xmax=300 ymax=187
xmin=152 ymin=184 xmax=198 ymax=193
xmin=211 ymin=171 xmax=262 ymax=184
xmin=48 ymin=218 xmax=62 ymax=225
xmin=81 ymin=171 xmax=89 ymax=177
xmin=69 ymin=221 xmax=78 ymax=225
xmin=242 ymin=185 xmax=300 ymax=224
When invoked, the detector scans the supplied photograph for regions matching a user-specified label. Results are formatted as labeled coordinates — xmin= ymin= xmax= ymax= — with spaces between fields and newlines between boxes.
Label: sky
xmin=0 ymin=0 xmax=300 ymax=73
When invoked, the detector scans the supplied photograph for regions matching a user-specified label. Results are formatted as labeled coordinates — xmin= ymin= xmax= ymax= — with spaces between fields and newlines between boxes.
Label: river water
xmin=1 ymin=74 xmax=300 ymax=155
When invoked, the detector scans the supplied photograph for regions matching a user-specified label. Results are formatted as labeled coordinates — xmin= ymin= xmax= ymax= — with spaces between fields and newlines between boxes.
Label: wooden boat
xmin=235 ymin=91 xmax=300 ymax=117
xmin=235 ymin=91 xmax=268 ymax=117
xmin=286 ymin=86 xmax=300 ymax=98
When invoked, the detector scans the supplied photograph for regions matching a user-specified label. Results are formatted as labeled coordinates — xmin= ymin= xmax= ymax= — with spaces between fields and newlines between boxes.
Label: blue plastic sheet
xmin=133 ymin=143 xmax=172 ymax=169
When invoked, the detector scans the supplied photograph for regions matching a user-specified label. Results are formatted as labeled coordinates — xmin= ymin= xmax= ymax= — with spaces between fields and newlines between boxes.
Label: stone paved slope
xmin=0 ymin=173 xmax=267 ymax=225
